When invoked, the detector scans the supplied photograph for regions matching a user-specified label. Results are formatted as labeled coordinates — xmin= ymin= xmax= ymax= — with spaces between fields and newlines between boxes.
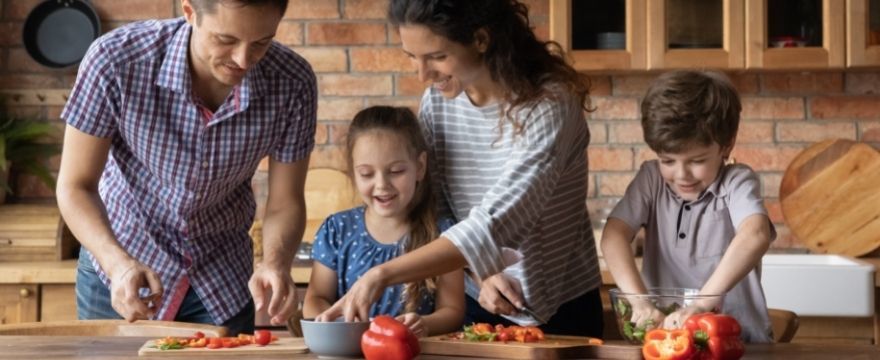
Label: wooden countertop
xmin=0 ymin=336 xmax=875 ymax=359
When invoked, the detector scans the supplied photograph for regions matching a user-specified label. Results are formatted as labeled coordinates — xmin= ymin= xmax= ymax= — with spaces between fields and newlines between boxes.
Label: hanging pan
xmin=23 ymin=0 xmax=101 ymax=68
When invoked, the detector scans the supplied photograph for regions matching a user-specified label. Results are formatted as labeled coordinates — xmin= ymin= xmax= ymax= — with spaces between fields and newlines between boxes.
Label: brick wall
xmin=2 ymin=0 xmax=879 ymax=249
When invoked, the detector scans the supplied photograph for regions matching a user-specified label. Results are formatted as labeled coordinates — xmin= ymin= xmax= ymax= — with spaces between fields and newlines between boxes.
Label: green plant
xmin=0 ymin=106 xmax=61 ymax=195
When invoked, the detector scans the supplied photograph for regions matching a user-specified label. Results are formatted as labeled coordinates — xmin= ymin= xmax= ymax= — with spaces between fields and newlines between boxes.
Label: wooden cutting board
xmin=420 ymin=335 xmax=642 ymax=359
xmin=780 ymin=139 xmax=880 ymax=256
xmin=138 ymin=337 xmax=308 ymax=357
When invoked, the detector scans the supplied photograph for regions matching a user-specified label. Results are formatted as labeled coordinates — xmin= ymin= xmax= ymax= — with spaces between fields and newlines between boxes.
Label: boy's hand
xmin=630 ymin=300 xmax=665 ymax=329
xmin=395 ymin=312 xmax=427 ymax=337
xmin=663 ymin=298 xmax=719 ymax=329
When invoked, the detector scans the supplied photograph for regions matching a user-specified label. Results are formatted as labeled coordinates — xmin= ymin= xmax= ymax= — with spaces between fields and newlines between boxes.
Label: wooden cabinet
xmin=0 ymin=285 xmax=38 ymax=324
xmin=40 ymin=284 xmax=77 ymax=322
xmin=551 ymin=0 xmax=867 ymax=70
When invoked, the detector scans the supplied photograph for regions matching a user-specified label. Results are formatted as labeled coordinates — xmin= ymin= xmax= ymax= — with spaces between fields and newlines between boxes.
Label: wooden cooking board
xmin=780 ymin=139 xmax=880 ymax=256
xmin=138 ymin=337 xmax=308 ymax=357
xmin=420 ymin=335 xmax=642 ymax=360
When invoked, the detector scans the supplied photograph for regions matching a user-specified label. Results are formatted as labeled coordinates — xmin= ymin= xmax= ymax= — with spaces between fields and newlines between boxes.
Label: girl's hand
xmin=395 ymin=312 xmax=427 ymax=337
xmin=318 ymin=268 xmax=387 ymax=322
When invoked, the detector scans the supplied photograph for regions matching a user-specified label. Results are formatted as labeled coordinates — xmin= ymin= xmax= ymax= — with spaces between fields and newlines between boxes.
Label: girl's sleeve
xmin=311 ymin=216 xmax=340 ymax=269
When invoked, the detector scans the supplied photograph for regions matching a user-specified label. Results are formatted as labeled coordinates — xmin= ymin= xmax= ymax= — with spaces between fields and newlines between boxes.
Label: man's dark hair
xmin=190 ymin=0 xmax=288 ymax=16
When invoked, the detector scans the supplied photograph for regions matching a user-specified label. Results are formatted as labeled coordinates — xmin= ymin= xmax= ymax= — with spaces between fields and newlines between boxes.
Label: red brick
xmin=328 ymin=123 xmax=349 ymax=145
xmin=522 ymin=0 xmax=550 ymax=17
xmin=598 ymin=173 xmax=635 ymax=197
xmin=769 ymin=226 xmax=795 ymax=249
xmin=1 ymin=105 xmax=43 ymax=118
xmin=736 ymin=121 xmax=774 ymax=144
xmin=588 ymin=122 xmax=607 ymax=144
xmin=612 ymin=74 xmax=655 ymax=96
xmin=588 ymin=75 xmax=612 ymax=96
xmin=351 ymin=47 xmax=410 ymax=72
xmin=607 ymin=122 xmax=643 ymax=144
xmin=6 ymin=48 xmax=69 ymax=73
xmin=845 ymin=72 xmax=880 ymax=95
xmin=306 ymin=23 xmax=386 ymax=46
xmin=344 ymin=0 xmax=389 ymax=20
xmin=586 ymin=174 xmax=596 ymax=198
xmin=318 ymin=74 xmax=392 ymax=96
xmin=0 ymin=22 xmax=22 ymax=46
xmin=46 ymin=106 xmax=64 ymax=121
xmin=314 ymin=123 xmax=328 ymax=145
xmin=92 ymin=0 xmax=174 ymax=20
xmin=741 ymin=97 xmax=804 ymax=120
xmin=286 ymin=0 xmax=339 ymax=19
xmin=309 ymin=145 xmax=347 ymax=171
xmin=14 ymin=173 xmax=56 ymax=199
xmin=635 ymin=146 xmax=657 ymax=165
xmin=588 ymin=97 xmax=639 ymax=120
xmin=810 ymin=96 xmax=880 ymax=119
xmin=588 ymin=146 xmax=633 ymax=171
xmin=764 ymin=199 xmax=785 ymax=226
xmin=0 ymin=74 xmax=63 ymax=88
xmin=761 ymin=72 xmax=843 ymax=95
xmin=729 ymin=145 xmax=802 ymax=172
xmin=317 ymin=98 xmax=363 ymax=121
xmin=275 ymin=21 xmax=303 ymax=46
xmin=727 ymin=73 xmax=760 ymax=95
xmin=761 ymin=173 xmax=782 ymax=198
xmin=776 ymin=122 xmax=856 ymax=143
xmin=291 ymin=47 xmax=347 ymax=73
xmin=396 ymin=74 xmax=427 ymax=97
xmin=4 ymin=0 xmax=42 ymax=19
xmin=860 ymin=121 xmax=880 ymax=143
xmin=364 ymin=98 xmax=419 ymax=113
xmin=388 ymin=27 xmax=400 ymax=45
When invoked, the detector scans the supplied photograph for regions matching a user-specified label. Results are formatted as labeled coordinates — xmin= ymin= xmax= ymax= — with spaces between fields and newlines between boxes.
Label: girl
xmin=303 ymin=106 xmax=464 ymax=337
xmin=319 ymin=0 xmax=604 ymax=338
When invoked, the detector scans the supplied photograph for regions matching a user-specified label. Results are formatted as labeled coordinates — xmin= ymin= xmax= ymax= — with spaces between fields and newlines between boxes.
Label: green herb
xmin=158 ymin=342 xmax=184 ymax=350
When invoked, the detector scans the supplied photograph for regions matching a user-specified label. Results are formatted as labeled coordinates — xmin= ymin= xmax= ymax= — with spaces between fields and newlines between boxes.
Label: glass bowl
xmin=609 ymin=287 xmax=722 ymax=344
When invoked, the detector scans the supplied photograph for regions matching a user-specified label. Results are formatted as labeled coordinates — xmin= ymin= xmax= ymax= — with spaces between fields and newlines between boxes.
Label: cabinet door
xmin=648 ymin=0 xmax=745 ymax=69
xmin=0 ymin=285 xmax=38 ymax=324
xmin=550 ymin=0 xmax=647 ymax=70
xmin=746 ymin=0 xmax=845 ymax=68
xmin=847 ymin=0 xmax=880 ymax=66
xmin=40 ymin=284 xmax=77 ymax=322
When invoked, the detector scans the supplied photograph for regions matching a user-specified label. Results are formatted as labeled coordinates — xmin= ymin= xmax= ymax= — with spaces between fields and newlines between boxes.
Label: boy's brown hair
xmin=640 ymin=70 xmax=741 ymax=154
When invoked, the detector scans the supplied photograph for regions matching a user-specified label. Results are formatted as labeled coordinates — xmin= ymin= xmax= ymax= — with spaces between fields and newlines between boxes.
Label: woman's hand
xmin=477 ymin=273 xmax=524 ymax=316
xmin=317 ymin=267 xmax=387 ymax=322
xmin=396 ymin=312 xmax=428 ymax=337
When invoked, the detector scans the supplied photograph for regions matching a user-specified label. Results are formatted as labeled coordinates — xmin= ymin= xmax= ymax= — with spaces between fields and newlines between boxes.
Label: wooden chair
xmin=768 ymin=308 xmax=799 ymax=343
xmin=0 ymin=320 xmax=227 ymax=337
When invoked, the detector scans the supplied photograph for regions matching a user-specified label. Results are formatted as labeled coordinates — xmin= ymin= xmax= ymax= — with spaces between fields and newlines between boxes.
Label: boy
xmin=601 ymin=70 xmax=775 ymax=342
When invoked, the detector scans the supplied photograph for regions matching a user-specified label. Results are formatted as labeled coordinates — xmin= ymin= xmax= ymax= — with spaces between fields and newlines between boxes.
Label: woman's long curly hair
xmin=345 ymin=106 xmax=439 ymax=313
xmin=389 ymin=0 xmax=591 ymax=137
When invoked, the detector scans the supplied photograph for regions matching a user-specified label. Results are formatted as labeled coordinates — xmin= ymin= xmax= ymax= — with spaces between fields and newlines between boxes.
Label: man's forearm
xmin=259 ymin=204 xmax=304 ymax=270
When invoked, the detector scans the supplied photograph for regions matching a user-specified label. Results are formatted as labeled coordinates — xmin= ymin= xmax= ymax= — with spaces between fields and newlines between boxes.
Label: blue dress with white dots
xmin=311 ymin=206 xmax=455 ymax=317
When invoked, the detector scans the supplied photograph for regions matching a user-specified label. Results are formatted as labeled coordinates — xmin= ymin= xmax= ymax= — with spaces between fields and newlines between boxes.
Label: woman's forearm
xmin=373 ymin=237 xmax=467 ymax=288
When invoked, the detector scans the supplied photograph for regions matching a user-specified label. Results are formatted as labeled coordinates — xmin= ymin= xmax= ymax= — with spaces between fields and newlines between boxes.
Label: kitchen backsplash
xmin=1 ymin=0 xmax=878 ymax=251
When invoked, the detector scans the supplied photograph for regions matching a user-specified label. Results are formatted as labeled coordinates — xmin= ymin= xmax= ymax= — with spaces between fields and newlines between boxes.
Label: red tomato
xmin=193 ymin=331 xmax=205 ymax=339
xmin=254 ymin=330 xmax=272 ymax=346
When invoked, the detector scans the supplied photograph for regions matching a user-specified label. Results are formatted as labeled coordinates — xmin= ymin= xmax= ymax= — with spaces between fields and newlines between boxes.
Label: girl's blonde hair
xmin=345 ymin=106 xmax=439 ymax=313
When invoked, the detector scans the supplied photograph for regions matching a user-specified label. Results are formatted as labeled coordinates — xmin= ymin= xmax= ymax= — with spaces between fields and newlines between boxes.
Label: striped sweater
xmin=419 ymin=87 xmax=601 ymax=323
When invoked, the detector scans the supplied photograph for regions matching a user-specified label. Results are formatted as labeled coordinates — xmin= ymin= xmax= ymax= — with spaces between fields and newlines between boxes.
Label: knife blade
xmin=518 ymin=305 xmax=548 ymax=325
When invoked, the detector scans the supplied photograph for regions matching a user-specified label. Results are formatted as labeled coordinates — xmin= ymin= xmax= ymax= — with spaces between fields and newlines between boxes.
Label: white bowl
xmin=300 ymin=319 xmax=370 ymax=358
xmin=761 ymin=254 xmax=874 ymax=316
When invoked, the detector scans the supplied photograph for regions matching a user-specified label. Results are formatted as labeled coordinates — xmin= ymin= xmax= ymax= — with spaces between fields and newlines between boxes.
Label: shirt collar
xmin=664 ymin=164 xmax=730 ymax=203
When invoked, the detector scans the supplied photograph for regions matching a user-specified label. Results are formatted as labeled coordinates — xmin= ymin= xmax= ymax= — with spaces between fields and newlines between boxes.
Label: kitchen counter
xmin=0 ymin=335 xmax=875 ymax=359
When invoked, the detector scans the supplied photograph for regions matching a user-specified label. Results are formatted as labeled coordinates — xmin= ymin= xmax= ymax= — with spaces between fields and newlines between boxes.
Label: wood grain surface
xmin=419 ymin=334 xmax=642 ymax=360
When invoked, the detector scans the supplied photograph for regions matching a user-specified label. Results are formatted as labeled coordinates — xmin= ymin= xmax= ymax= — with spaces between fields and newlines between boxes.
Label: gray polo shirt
xmin=610 ymin=160 xmax=775 ymax=343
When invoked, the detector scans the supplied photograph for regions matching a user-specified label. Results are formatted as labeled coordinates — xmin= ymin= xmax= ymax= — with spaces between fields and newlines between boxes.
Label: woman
xmin=319 ymin=0 xmax=603 ymax=337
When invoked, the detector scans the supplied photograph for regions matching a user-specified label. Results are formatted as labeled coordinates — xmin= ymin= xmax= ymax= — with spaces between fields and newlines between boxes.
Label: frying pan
xmin=22 ymin=0 xmax=101 ymax=68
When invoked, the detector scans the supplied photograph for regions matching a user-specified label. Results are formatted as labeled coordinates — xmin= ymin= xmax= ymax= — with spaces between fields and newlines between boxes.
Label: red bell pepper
xmin=684 ymin=313 xmax=745 ymax=360
xmin=361 ymin=315 xmax=420 ymax=360
xmin=642 ymin=329 xmax=697 ymax=360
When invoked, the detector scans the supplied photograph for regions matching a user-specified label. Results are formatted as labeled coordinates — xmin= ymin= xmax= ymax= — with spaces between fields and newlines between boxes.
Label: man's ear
xmin=182 ymin=0 xmax=196 ymax=25
xmin=474 ymin=28 xmax=490 ymax=53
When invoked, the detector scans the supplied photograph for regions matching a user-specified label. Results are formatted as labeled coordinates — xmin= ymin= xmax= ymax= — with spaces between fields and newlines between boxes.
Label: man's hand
xmin=249 ymin=263 xmax=298 ymax=325
xmin=108 ymin=260 xmax=163 ymax=322
xmin=477 ymin=273 xmax=524 ymax=316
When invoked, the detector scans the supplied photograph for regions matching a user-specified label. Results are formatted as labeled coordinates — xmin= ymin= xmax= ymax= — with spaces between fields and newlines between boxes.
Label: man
xmin=56 ymin=0 xmax=314 ymax=335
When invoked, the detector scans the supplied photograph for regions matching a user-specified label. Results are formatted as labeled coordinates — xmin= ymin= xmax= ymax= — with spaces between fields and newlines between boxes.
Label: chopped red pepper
xmin=641 ymin=329 xmax=697 ymax=360
xmin=684 ymin=313 xmax=745 ymax=360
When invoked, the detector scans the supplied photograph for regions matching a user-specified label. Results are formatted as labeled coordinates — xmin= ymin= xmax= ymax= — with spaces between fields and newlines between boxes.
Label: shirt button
xmin=201 ymin=161 xmax=209 ymax=168
xmin=678 ymin=233 xmax=686 ymax=239
xmin=684 ymin=205 xmax=691 ymax=211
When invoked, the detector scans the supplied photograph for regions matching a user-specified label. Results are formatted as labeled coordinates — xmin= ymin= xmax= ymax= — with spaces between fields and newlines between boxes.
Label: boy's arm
xmin=601 ymin=218 xmax=647 ymax=294
xmin=421 ymin=268 xmax=465 ymax=336
xmin=699 ymin=213 xmax=773 ymax=297
xmin=303 ymin=262 xmax=339 ymax=319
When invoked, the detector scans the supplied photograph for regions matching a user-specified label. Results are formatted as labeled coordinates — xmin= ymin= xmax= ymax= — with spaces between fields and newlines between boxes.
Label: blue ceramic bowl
xmin=300 ymin=318 xmax=370 ymax=357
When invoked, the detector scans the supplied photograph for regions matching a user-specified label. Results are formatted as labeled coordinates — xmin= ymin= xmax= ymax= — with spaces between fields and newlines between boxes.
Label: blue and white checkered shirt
xmin=61 ymin=18 xmax=316 ymax=324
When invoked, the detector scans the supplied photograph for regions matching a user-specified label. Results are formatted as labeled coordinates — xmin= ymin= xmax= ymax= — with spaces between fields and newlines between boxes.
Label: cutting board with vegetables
xmin=780 ymin=139 xmax=880 ymax=256
xmin=419 ymin=335 xmax=641 ymax=360
xmin=138 ymin=337 xmax=308 ymax=357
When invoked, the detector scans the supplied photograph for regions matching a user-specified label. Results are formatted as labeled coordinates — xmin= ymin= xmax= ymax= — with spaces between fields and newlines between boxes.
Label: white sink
xmin=760 ymin=254 xmax=875 ymax=317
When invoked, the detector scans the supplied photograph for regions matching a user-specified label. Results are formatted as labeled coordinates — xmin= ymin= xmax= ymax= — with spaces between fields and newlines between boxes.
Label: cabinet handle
xmin=19 ymin=288 xmax=31 ymax=298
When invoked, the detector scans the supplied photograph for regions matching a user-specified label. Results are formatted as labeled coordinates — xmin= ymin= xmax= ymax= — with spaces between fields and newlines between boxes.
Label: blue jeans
xmin=76 ymin=251 xmax=255 ymax=335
